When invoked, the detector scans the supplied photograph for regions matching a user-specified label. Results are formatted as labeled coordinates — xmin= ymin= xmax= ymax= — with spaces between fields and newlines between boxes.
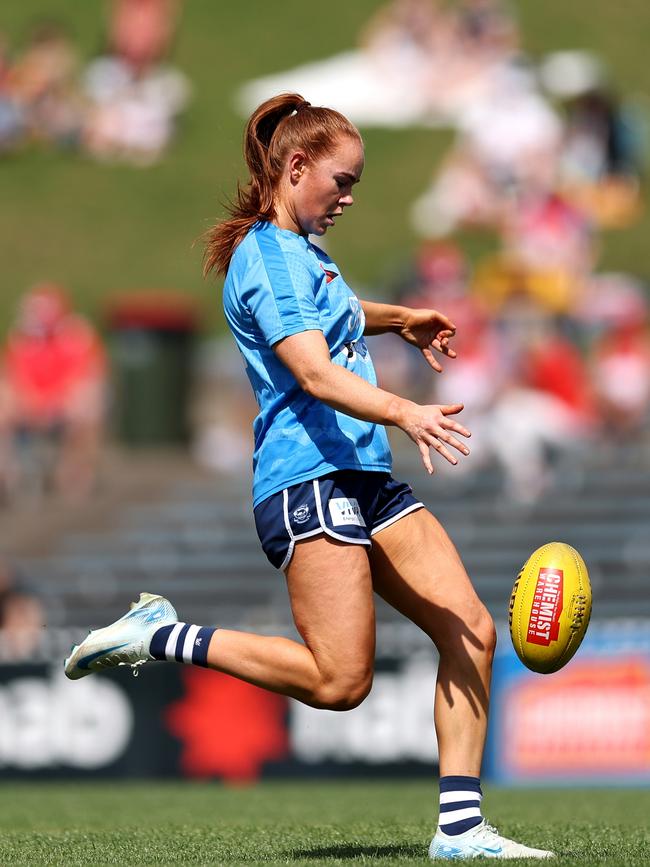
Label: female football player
xmin=65 ymin=93 xmax=552 ymax=861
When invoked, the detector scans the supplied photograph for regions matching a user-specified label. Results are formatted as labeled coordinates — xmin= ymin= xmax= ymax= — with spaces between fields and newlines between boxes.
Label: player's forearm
xmin=301 ymin=360 xmax=411 ymax=428
xmin=360 ymin=300 xmax=408 ymax=336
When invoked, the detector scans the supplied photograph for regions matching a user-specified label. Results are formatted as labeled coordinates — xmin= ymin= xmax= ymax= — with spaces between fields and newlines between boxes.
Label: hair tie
xmin=290 ymin=100 xmax=311 ymax=117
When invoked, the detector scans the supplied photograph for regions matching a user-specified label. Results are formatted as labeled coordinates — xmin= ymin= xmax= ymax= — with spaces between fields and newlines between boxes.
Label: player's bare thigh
xmin=368 ymin=507 xmax=495 ymax=655
xmin=285 ymin=534 xmax=376 ymax=706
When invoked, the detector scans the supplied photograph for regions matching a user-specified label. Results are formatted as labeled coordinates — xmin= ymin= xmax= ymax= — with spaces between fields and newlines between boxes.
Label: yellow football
xmin=508 ymin=541 xmax=591 ymax=674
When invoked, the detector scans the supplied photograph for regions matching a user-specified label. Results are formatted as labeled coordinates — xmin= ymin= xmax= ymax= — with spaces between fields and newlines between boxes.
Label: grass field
xmin=1 ymin=2 xmax=650 ymax=333
xmin=0 ymin=781 xmax=647 ymax=865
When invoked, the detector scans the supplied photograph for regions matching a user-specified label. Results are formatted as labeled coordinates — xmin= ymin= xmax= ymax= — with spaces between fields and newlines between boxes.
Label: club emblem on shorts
xmin=293 ymin=504 xmax=310 ymax=524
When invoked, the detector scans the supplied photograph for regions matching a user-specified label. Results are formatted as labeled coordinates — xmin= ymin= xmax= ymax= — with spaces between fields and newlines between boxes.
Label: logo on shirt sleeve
xmin=328 ymin=497 xmax=366 ymax=527
xmin=319 ymin=263 xmax=338 ymax=284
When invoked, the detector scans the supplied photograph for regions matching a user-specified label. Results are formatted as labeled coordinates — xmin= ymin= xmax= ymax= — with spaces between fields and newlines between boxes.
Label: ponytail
xmin=203 ymin=93 xmax=361 ymax=276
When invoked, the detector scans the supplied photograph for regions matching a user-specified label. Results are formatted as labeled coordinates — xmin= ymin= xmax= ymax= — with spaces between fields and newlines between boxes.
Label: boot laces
xmin=118 ymin=658 xmax=148 ymax=677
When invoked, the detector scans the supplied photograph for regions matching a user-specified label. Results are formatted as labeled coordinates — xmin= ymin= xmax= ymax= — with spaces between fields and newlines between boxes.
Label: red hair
xmin=203 ymin=93 xmax=362 ymax=276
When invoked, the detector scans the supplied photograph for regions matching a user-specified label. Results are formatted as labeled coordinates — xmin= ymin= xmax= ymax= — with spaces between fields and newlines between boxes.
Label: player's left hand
xmin=398 ymin=308 xmax=457 ymax=372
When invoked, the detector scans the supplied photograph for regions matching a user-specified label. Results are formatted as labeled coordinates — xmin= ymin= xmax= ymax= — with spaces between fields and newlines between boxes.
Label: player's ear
xmin=288 ymin=151 xmax=308 ymax=184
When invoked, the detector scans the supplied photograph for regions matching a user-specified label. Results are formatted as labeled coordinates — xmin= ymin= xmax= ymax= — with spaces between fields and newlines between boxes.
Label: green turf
xmin=1 ymin=2 xmax=650 ymax=335
xmin=0 ymin=781 xmax=646 ymax=865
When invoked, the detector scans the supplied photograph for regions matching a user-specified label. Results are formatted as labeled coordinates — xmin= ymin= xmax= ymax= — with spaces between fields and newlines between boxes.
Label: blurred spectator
xmin=0 ymin=283 xmax=108 ymax=502
xmin=416 ymin=240 xmax=467 ymax=294
xmin=80 ymin=0 xmax=189 ymax=165
xmin=0 ymin=32 xmax=26 ymax=153
xmin=519 ymin=316 xmax=595 ymax=426
xmin=82 ymin=0 xmax=190 ymax=167
xmin=109 ymin=0 xmax=181 ymax=73
xmin=378 ymin=242 xmax=477 ymax=405
xmin=591 ymin=325 xmax=650 ymax=440
xmin=454 ymin=0 xmax=519 ymax=60
xmin=562 ymin=89 xmax=638 ymax=183
xmin=583 ymin=275 xmax=650 ymax=439
xmin=0 ymin=559 xmax=45 ymax=661
xmin=559 ymin=88 xmax=644 ymax=229
xmin=477 ymin=301 xmax=592 ymax=502
xmin=403 ymin=241 xmax=470 ymax=313
xmin=429 ymin=295 xmax=507 ymax=474
xmin=486 ymin=378 xmax=587 ymax=503
xmin=82 ymin=55 xmax=191 ymax=166
xmin=502 ymin=193 xmax=594 ymax=277
xmin=7 ymin=19 xmax=83 ymax=149
xmin=360 ymin=0 xmax=441 ymax=63
xmin=478 ymin=192 xmax=596 ymax=314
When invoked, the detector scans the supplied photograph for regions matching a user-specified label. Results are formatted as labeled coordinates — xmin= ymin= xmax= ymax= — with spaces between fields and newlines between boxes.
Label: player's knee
xmin=313 ymin=668 xmax=373 ymax=711
xmin=471 ymin=604 xmax=497 ymax=661
xmin=432 ymin=600 xmax=496 ymax=663
xmin=326 ymin=678 xmax=372 ymax=711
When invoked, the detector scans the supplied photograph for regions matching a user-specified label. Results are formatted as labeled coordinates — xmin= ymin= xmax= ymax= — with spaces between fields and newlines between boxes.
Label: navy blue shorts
xmin=254 ymin=470 xmax=424 ymax=571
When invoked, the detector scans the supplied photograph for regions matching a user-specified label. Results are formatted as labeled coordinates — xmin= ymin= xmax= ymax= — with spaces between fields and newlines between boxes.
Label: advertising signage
xmin=485 ymin=623 xmax=650 ymax=785
xmin=0 ymin=653 xmax=438 ymax=780
xmin=1 ymin=623 xmax=648 ymax=783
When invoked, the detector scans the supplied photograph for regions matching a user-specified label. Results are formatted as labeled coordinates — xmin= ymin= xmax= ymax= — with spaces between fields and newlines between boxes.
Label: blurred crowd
xmin=236 ymin=0 xmax=650 ymax=502
xmin=2 ymin=0 xmax=649 ymax=509
xmin=402 ymin=0 xmax=645 ymax=235
xmin=0 ymin=0 xmax=190 ymax=166
xmin=366 ymin=0 xmax=650 ymax=501
xmin=372 ymin=247 xmax=650 ymax=501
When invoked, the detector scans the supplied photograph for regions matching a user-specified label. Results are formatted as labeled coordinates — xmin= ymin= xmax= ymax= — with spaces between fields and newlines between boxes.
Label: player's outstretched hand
xmin=399 ymin=402 xmax=471 ymax=474
xmin=398 ymin=308 xmax=457 ymax=372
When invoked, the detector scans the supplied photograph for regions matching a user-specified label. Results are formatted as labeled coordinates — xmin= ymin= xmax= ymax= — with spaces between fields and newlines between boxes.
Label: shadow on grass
xmin=289 ymin=843 xmax=423 ymax=860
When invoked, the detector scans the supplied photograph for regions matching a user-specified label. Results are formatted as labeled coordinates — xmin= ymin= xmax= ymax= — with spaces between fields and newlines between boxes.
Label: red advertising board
xmin=487 ymin=629 xmax=650 ymax=783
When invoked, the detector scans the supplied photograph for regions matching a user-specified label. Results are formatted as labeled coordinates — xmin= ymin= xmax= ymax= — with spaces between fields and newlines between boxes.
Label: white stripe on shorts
xmin=282 ymin=488 xmax=295 ymax=541
xmin=371 ymin=502 xmax=424 ymax=536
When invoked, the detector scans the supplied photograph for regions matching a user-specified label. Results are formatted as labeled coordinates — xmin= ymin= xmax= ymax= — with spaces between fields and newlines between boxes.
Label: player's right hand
xmin=399 ymin=402 xmax=471 ymax=474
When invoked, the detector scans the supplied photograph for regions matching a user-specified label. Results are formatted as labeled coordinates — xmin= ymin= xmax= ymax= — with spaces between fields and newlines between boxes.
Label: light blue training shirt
xmin=223 ymin=221 xmax=392 ymax=507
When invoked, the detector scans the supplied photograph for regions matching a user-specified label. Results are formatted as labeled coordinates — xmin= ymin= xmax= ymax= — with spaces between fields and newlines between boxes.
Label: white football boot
xmin=429 ymin=820 xmax=554 ymax=860
xmin=64 ymin=592 xmax=177 ymax=680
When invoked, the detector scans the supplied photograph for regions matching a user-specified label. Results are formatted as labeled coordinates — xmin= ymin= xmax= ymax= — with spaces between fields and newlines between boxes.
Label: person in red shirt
xmin=0 ymin=283 xmax=107 ymax=500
